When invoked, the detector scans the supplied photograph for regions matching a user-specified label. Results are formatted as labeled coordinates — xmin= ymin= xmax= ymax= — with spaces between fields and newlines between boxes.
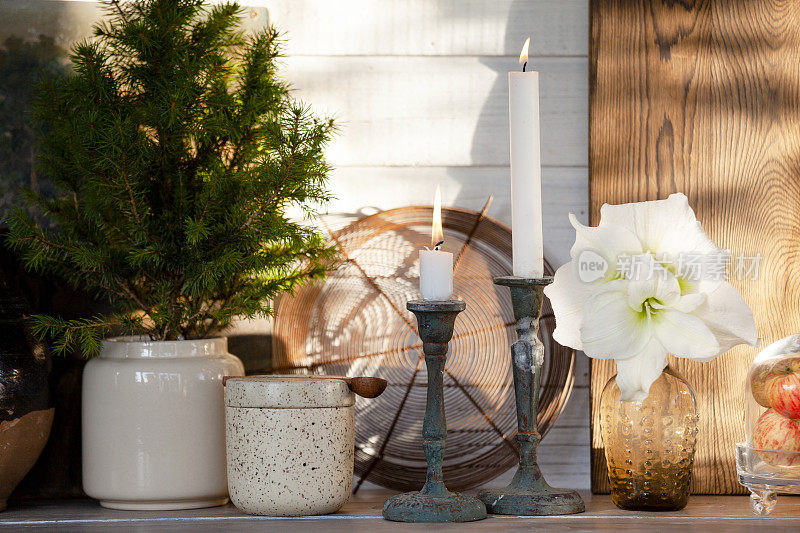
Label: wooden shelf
xmin=1 ymin=491 xmax=799 ymax=531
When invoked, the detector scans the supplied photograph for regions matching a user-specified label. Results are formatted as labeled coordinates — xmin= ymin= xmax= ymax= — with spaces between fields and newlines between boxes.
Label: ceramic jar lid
xmin=225 ymin=375 xmax=355 ymax=409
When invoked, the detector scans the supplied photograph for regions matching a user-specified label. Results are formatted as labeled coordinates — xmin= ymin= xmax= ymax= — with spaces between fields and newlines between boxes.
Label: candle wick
xmin=522 ymin=61 xmax=527 ymax=72
xmin=433 ymin=240 xmax=444 ymax=251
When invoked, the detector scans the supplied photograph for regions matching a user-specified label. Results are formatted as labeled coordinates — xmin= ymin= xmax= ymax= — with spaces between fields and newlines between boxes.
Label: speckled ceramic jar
xmin=225 ymin=376 xmax=355 ymax=516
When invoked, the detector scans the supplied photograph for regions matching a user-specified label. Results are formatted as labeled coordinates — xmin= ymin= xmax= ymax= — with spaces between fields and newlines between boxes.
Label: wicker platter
xmin=272 ymin=206 xmax=575 ymax=491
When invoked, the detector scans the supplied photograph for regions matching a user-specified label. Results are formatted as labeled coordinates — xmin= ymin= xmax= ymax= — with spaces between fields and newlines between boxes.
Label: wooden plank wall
xmin=590 ymin=0 xmax=800 ymax=493
xmin=260 ymin=0 xmax=591 ymax=489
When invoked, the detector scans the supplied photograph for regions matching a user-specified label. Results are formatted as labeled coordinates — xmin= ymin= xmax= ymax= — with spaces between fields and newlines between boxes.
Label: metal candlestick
xmin=477 ymin=277 xmax=585 ymax=515
xmin=382 ymin=300 xmax=487 ymax=523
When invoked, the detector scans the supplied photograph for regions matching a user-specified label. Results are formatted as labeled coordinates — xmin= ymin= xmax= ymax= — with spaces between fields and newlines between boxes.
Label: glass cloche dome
xmin=738 ymin=335 xmax=800 ymax=515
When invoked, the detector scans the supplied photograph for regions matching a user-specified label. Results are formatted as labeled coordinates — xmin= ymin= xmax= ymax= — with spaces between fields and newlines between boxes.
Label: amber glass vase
xmin=600 ymin=366 xmax=698 ymax=511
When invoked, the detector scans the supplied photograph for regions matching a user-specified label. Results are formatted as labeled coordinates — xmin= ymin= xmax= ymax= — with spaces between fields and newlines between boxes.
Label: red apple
xmin=749 ymin=356 xmax=800 ymax=418
xmin=749 ymin=361 xmax=774 ymax=407
xmin=752 ymin=408 xmax=800 ymax=467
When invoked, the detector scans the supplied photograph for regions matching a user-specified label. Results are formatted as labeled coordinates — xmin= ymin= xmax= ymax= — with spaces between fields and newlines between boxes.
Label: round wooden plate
xmin=272 ymin=206 xmax=575 ymax=491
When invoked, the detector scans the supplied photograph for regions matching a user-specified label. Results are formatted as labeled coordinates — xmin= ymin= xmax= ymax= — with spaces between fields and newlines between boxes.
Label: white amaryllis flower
xmin=544 ymin=193 xmax=757 ymax=401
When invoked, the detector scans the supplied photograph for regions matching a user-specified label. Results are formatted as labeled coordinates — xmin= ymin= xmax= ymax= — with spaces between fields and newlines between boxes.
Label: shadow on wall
xmin=226 ymin=327 xmax=280 ymax=375
xmin=0 ymin=0 xmax=104 ymax=502
xmin=0 ymin=1 xmax=106 ymax=224
xmin=455 ymin=0 xmax=586 ymax=267
xmin=0 ymin=35 xmax=67 ymax=225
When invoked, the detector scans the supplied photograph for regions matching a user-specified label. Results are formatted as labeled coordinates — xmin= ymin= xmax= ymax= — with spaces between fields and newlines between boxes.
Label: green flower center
xmin=640 ymin=297 xmax=662 ymax=318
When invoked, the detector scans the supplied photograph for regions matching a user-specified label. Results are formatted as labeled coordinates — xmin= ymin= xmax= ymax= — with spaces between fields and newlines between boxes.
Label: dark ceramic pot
xmin=0 ymin=271 xmax=53 ymax=511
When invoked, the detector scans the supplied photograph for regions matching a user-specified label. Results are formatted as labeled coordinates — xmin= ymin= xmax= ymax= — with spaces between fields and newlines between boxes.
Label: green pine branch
xmin=9 ymin=0 xmax=338 ymax=356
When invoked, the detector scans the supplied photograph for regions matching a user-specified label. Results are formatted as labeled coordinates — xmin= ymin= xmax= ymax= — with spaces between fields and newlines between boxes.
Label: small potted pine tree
xmin=8 ymin=0 xmax=336 ymax=509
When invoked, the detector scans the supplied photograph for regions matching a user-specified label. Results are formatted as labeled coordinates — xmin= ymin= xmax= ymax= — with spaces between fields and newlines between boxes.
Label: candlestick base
xmin=382 ymin=299 xmax=487 ymax=523
xmin=383 ymin=490 xmax=487 ymax=523
xmin=478 ymin=479 xmax=585 ymax=516
xmin=477 ymin=276 xmax=584 ymax=516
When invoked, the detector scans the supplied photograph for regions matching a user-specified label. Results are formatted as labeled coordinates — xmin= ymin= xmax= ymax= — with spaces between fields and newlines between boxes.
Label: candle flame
xmin=519 ymin=37 xmax=530 ymax=66
xmin=432 ymin=185 xmax=443 ymax=246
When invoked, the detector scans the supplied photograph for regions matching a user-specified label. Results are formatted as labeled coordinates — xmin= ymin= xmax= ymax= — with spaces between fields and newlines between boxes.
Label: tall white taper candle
xmin=508 ymin=38 xmax=544 ymax=278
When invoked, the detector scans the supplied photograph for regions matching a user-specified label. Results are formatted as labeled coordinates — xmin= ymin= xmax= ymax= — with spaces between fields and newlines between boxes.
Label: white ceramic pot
xmin=225 ymin=376 xmax=355 ymax=516
xmin=83 ymin=337 xmax=244 ymax=510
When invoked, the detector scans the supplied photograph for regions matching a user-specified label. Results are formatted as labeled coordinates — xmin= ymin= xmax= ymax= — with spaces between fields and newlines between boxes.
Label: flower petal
xmin=599 ymin=193 xmax=722 ymax=260
xmin=614 ymin=338 xmax=668 ymax=401
xmin=673 ymin=292 xmax=706 ymax=313
xmin=626 ymin=266 xmax=681 ymax=311
xmin=654 ymin=308 xmax=720 ymax=361
xmin=660 ymin=225 xmax=725 ymax=264
xmin=568 ymin=213 xmax=642 ymax=279
xmin=692 ymin=280 xmax=758 ymax=352
xmin=599 ymin=193 xmax=692 ymax=249
xmin=626 ymin=275 xmax=657 ymax=312
xmin=544 ymin=262 xmax=597 ymax=351
xmin=580 ymin=281 xmax=651 ymax=360
xmin=654 ymin=271 xmax=682 ymax=306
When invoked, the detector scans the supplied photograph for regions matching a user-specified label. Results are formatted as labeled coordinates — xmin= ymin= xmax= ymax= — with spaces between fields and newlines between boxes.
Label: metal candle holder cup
xmin=382 ymin=300 xmax=487 ymax=523
xmin=477 ymin=276 xmax=585 ymax=515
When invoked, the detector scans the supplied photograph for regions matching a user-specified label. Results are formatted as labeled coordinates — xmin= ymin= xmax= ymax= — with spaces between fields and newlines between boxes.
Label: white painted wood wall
xmin=49 ymin=0 xmax=590 ymax=491
xmin=259 ymin=0 xmax=590 ymax=490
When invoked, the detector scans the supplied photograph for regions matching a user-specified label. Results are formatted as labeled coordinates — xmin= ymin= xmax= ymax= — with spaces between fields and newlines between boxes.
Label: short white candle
xmin=509 ymin=37 xmax=544 ymax=278
xmin=419 ymin=185 xmax=453 ymax=301
xmin=420 ymin=249 xmax=453 ymax=301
